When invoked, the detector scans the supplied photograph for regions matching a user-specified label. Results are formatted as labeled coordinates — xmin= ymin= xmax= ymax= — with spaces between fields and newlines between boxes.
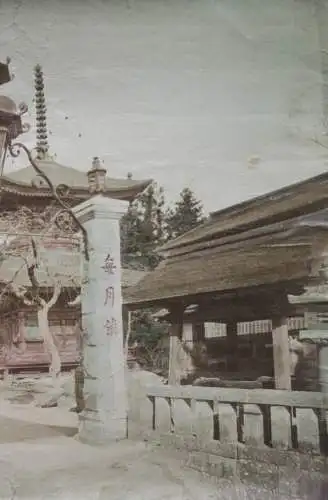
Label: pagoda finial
xmin=34 ymin=64 xmax=49 ymax=160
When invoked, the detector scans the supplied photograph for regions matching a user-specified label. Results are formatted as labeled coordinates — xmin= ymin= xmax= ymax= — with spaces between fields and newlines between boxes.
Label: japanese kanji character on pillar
xmin=104 ymin=286 xmax=115 ymax=307
xmin=104 ymin=317 xmax=118 ymax=336
xmin=101 ymin=253 xmax=117 ymax=275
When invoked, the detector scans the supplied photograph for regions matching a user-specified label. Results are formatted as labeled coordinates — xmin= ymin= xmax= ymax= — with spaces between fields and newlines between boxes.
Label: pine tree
xmin=120 ymin=182 xmax=168 ymax=369
xmin=165 ymin=187 xmax=205 ymax=239
xmin=121 ymin=182 xmax=166 ymax=270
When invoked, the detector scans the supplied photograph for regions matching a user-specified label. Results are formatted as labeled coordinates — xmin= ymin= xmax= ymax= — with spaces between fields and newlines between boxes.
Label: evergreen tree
xmin=120 ymin=181 xmax=168 ymax=370
xmin=137 ymin=182 xmax=166 ymax=268
xmin=165 ymin=187 xmax=205 ymax=239
xmin=121 ymin=184 xmax=206 ymax=374
xmin=121 ymin=182 xmax=166 ymax=270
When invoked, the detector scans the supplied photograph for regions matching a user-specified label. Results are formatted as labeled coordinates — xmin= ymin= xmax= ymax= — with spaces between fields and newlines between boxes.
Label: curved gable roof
xmin=5 ymin=158 xmax=152 ymax=194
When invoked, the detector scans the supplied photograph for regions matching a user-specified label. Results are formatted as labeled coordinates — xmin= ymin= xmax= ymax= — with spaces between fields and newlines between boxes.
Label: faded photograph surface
xmin=0 ymin=0 xmax=328 ymax=498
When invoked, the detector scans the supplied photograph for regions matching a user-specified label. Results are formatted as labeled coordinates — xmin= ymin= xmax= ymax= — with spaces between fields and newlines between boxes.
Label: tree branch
xmin=46 ymin=279 xmax=61 ymax=310
xmin=68 ymin=294 xmax=81 ymax=307
xmin=9 ymin=283 xmax=35 ymax=307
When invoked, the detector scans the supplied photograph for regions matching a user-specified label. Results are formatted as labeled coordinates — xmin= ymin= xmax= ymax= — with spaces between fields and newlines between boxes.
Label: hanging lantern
xmin=0 ymin=95 xmax=23 ymax=158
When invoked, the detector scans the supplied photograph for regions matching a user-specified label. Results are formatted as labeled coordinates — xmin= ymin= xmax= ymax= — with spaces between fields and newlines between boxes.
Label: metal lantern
xmin=0 ymin=95 xmax=24 ymax=159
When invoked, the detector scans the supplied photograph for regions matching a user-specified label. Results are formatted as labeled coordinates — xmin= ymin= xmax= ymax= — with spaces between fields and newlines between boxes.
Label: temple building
xmin=0 ymin=65 xmax=150 ymax=374
xmin=125 ymin=172 xmax=328 ymax=391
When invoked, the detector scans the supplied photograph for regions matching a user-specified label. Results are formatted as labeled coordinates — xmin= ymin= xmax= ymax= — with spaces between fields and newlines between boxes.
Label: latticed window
xmin=197 ymin=316 xmax=306 ymax=340
xmin=204 ymin=322 xmax=226 ymax=338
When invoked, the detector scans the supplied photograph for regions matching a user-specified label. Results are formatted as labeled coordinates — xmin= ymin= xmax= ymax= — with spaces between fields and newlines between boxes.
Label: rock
xmin=35 ymin=388 xmax=64 ymax=408
xmin=57 ymin=394 xmax=75 ymax=409
xmin=60 ymin=372 xmax=75 ymax=397
xmin=127 ymin=369 xmax=165 ymax=387
xmin=40 ymin=399 xmax=58 ymax=409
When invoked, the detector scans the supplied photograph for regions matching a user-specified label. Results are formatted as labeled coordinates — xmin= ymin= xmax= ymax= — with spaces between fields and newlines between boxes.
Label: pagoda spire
xmin=34 ymin=64 xmax=50 ymax=160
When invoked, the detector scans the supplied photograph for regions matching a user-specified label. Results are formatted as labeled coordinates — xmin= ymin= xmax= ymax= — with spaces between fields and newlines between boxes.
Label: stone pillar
xmin=73 ymin=194 xmax=128 ymax=444
xmin=272 ymin=316 xmax=291 ymax=390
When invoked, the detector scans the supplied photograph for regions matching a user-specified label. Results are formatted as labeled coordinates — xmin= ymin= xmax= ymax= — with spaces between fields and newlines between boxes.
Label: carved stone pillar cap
xmin=73 ymin=194 xmax=128 ymax=222
xmin=90 ymin=156 xmax=106 ymax=173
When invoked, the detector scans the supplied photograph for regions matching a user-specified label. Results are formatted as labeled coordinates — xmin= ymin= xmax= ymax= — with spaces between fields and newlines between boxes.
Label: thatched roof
xmin=160 ymin=171 xmax=328 ymax=255
xmin=125 ymin=172 xmax=328 ymax=308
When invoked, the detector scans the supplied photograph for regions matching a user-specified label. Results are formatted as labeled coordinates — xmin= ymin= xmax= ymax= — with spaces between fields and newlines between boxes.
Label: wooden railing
xmin=144 ymin=385 xmax=328 ymax=456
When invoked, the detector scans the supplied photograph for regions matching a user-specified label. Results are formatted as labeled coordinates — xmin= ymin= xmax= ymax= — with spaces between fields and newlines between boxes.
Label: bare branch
xmin=46 ymin=279 xmax=62 ymax=310
xmin=9 ymin=283 xmax=34 ymax=306
xmin=68 ymin=294 xmax=81 ymax=307
xmin=27 ymin=263 xmax=39 ymax=290
xmin=312 ymin=136 xmax=328 ymax=150
xmin=31 ymin=237 xmax=39 ymax=264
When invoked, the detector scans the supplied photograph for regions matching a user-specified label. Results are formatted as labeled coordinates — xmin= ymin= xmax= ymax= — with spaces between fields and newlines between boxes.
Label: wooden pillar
xmin=194 ymin=322 xmax=205 ymax=342
xmin=168 ymin=306 xmax=184 ymax=385
xmin=272 ymin=316 xmax=291 ymax=390
xmin=226 ymin=322 xmax=238 ymax=372
xmin=180 ymin=322 xmax=195 ymax=379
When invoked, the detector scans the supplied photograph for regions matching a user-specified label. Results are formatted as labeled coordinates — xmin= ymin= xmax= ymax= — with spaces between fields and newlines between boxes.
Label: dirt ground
xmin=0 ymin=373 xmax=318 ymax=499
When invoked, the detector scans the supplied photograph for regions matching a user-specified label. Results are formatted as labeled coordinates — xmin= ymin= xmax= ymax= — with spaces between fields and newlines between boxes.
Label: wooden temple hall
xmin=0 ymin=63 xmax=150 ymax=374
xmin=125 ymin=172 xmax=328 ymax=392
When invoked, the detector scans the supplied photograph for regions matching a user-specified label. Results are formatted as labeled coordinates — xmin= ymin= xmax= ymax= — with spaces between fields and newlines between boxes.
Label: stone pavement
xmin=0 ymin=402 xmax=321 ymax=499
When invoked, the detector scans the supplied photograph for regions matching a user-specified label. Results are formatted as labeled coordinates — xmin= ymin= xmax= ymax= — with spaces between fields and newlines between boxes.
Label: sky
xmin=1 ymin=0 xmax=328 ymax=212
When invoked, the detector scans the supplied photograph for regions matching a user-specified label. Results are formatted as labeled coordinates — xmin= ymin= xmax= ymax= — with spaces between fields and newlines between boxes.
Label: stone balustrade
xmin=128 ymin=384 xmax=328 ymax=493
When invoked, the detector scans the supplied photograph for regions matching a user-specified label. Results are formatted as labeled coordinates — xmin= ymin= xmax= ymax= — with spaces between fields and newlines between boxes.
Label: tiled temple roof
xmin=1 ymin=65 xmax=151 ymax=202
xmin=4 ymin=159 xmax=151 ymax=200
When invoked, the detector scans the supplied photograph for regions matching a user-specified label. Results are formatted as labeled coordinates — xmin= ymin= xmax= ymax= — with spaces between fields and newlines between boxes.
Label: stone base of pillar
xmin=78 ymin=410 xmax=127 ymax=445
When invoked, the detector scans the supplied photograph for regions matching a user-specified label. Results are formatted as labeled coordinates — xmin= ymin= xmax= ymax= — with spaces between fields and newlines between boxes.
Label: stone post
xmin=317 ymin=343 xmax=328 ymax=400
xmin=73 ymin=194 xmax=128 ymax=444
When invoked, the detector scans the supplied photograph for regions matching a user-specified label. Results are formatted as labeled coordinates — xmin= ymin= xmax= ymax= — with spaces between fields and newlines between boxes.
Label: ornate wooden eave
xmin=152 ymin=288 xmax=305 ymax=324
xmin=0 ymin=175 xmax=151 ymax=203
